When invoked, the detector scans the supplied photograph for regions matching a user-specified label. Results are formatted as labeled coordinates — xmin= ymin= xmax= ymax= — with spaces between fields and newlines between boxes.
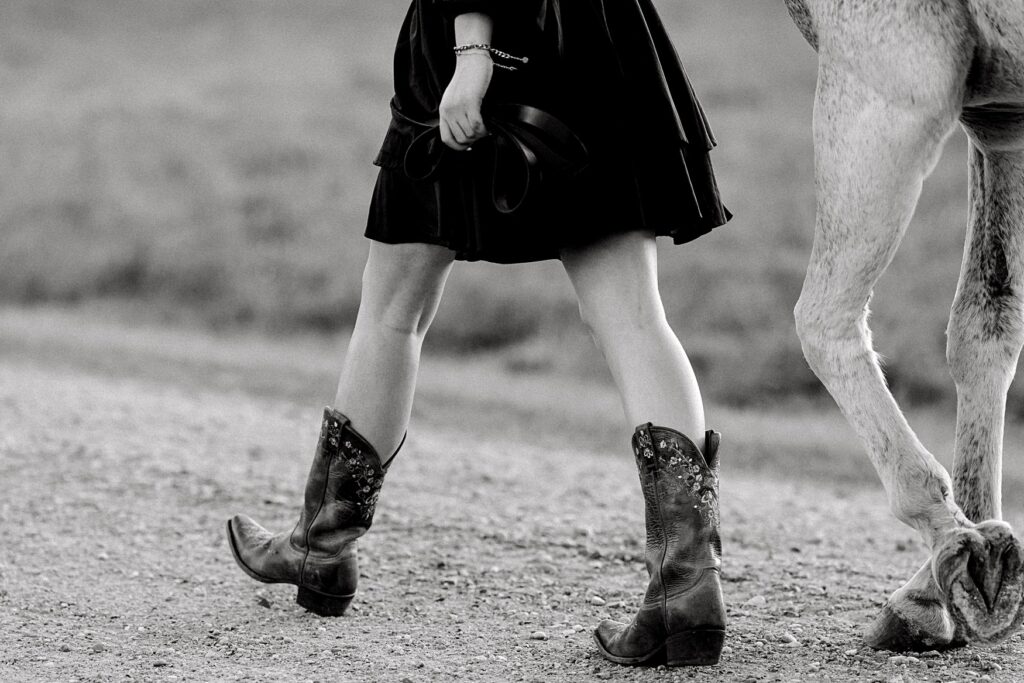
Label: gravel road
xmin=1 ymin=310 xmax=1023 ymax=682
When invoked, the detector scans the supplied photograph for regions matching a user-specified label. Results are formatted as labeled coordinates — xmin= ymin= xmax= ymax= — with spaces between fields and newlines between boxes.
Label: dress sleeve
xmin=433 ymin=0 xmax=500 ymax=18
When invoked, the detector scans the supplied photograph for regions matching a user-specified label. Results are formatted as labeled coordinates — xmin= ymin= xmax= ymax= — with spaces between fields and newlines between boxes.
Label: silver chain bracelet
xmin=453 ymin=43 xmax=529 ymax=71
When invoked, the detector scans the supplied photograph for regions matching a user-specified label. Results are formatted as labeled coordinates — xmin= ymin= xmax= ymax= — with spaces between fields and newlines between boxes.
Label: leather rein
xmin=402 ymin=104 xmax=588 ymax=215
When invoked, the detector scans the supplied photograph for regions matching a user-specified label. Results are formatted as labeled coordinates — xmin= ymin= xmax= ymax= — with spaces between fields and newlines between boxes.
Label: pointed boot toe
xmin=594 ymin=619 xmax=624 ymax=652
xmin=593 ymin=620 xmax=661 ymax=666
xmin=228 ymin=514 xmax=272 ymax=546
xmin=595 ymin=618 xmax=624 ymax=639
xmin=226 ymin=515 xmax=281 ymax=584
xmin=594 ymin=608 xmax=668 ymax=665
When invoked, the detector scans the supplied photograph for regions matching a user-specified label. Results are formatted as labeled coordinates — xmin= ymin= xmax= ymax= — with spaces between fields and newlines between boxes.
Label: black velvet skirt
xmin=365 ymin=0 xmax=731 ymax=264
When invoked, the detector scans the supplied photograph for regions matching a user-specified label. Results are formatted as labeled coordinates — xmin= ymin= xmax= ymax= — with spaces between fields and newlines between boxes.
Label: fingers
xmin=440 ymin=109 xmax=488 ymax=151
xmin=465 ymin=110 xmax=487 ymax=140
xmin=440 ymin=119 xmax=470 ymax=152
xmin=450 ymin=117 xmax=474 ymax=145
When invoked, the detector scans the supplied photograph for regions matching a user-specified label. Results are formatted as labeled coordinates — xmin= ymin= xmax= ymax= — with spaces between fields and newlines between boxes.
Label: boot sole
xmin=593 ymin=629 xmax=725 ymax=667
xmin=225 ymin=520 xmax=355 ymax=617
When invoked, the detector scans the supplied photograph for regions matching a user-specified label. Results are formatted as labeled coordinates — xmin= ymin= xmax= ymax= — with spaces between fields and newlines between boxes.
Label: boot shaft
xmin=632 ymin=424 xmax=722 ymax=602
xmin=291 ymin=409 xmax=390 ymax=553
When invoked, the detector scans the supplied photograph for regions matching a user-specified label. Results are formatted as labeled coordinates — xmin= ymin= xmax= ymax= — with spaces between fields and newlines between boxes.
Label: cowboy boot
xmin=594 ymin=423 xmax=725 ymax=666
xmin=226 ymin=408 xmax=398 ymax=617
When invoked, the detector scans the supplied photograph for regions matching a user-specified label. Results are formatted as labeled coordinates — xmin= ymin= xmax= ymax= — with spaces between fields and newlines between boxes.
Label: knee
xmin=564 ymin=231 xmax=666 ymax=344
xmin=575 ymin=299 xmax=602 ymax=350
xmin=946 ymin=297 xmax=1024 ymax=386
xmin=945 ymin=316 xmax=973 ymax=386
xmin=575 ymin=292 xmax=669 ymax=348
xmin=359 ymin=244 xmax=452 ymax=336
xmin=574 ymin=299 xmax=608 ymax=352
xmin=794 ymin=291 xmax=873 ymax=377
xmin=794 ymin=294 xmax=832 ymax=372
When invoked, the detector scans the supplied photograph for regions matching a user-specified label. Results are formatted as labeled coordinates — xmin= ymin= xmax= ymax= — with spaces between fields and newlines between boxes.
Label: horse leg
xmin=948 ymin=141 xmax=1024 ymax=521
xmin=795 ymin=58 xmax=1024 ymax=647
xmin=871 ymin=140 xmax=1024 ymax=649
xmin=796 ymin=56 xmax=964 ymax=553
xmin=945 ymin=138 xmax=1024 ymax=635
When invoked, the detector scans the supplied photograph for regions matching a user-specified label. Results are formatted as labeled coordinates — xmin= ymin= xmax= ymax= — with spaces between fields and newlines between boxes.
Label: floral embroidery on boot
xmin=318 ymin=411 xmax=389 ymax=528
xmin=634 ymin=426 xmax=720 ymax=528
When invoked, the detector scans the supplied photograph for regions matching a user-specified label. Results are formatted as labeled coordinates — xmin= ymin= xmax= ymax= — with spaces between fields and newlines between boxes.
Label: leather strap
xmin=402 ymin=103 xmax=588 ymax=215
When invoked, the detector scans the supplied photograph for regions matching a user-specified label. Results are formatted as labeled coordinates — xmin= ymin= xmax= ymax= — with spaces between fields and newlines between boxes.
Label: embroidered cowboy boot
xmin=594 ymin=423 xmax=725 ymax=666
xmin=226 ymin=408 xmax=397 ymax=617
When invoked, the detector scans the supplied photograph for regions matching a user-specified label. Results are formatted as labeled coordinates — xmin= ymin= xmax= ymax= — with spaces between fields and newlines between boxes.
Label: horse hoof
xmin=933 ymin=520 xmax=1024 ymax=643
xmin=864 ymin=590 xmax=958 ymax=651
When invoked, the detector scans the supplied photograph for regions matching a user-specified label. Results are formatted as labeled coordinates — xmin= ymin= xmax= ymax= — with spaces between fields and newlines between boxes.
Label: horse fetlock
xmin=882 ymin=464 xmax=961 ymax=544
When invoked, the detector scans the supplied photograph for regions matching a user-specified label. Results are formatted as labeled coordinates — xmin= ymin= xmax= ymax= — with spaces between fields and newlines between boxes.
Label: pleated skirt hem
xmin=364 ymin=143 xmax=731 ymax=265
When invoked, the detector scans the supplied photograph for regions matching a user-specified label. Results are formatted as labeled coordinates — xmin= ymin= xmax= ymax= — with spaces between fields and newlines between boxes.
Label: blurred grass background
xmin=0 ymin=0 xmax=996 ymax=410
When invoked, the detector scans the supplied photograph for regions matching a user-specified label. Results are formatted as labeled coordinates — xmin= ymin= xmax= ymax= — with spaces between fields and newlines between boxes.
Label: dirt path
xmin=1 ymin=310 xmax=1022 ymax=682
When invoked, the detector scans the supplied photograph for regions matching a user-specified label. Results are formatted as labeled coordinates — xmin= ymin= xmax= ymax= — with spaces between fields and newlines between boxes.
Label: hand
xmin=439 ymin=52 xmax=493 ymax=151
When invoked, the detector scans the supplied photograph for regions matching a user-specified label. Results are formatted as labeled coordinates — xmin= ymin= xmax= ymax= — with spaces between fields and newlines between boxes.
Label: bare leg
xmin=561 ymin=231 xmax=705 ymax=438
xmin=334 ymin=241 xmax=455 ymax=458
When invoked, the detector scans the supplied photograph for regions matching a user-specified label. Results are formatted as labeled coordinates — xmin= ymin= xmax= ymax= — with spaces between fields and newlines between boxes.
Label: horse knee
xmin=793 ymin=296 xmax=819 ymax=357
xmin=795 ymin=290 xmax=878 ymax=383
xmin=946 ymin=298 xmax=1024 ymax=390
xmin=795 ymin=294 xmax=839 ymax=376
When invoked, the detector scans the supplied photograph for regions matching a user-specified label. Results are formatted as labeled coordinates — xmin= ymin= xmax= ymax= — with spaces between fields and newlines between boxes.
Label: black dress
xmin=365 ymin=0 xmax=731 ymax=264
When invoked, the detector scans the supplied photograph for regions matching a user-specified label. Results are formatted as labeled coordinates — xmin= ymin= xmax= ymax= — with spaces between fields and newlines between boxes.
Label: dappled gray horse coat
xmin=785 ymin=0 xmax=1024 ymax=651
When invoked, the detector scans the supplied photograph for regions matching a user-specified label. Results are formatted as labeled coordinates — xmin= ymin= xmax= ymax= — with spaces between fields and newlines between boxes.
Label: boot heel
xmin=296 ymin=587 xmax=353 ymax=617
xmin=665 ymin=629 xmax=725 ymax=667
